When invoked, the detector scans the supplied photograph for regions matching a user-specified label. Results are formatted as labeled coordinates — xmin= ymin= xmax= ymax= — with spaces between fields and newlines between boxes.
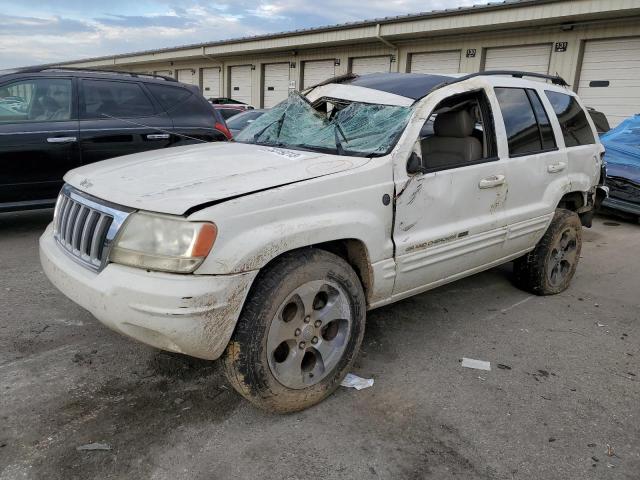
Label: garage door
xmin=302 ymin=60 xmax=335 ymax=89
xmin=177 ymin=69 xmax=198 ymax=88
xmin=230 ymin=65 xmax=253 ymax=105
xmin=484 ymin=44 xmax=551 ymax=74
xmin=154 ymin=70 xmax=173 ymax=77
xmin=410 ymin=51 xmax=461 ymax=74
xmin=263 ymin=63 xmax=290 ymax=108
xmin=202 ymin=67 xmax=221 ymax=98
xmin=351 ymin=56 xmax=391 ymax=75
xmin=577 ymin=38 xmax=640 ymax=127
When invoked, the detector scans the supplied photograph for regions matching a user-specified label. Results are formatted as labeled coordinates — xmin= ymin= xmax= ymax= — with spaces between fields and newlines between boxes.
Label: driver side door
xmin=391 ymin=87 xmax=510 ymax=299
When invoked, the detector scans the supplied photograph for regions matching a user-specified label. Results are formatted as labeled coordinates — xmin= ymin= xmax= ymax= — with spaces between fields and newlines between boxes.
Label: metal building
xmin=55 ymin=0 xmax=640 ymax=126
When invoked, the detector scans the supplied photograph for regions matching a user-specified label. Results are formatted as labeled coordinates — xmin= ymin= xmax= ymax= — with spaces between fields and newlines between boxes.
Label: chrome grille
xmin=53 ymin=185 xmax=133 ymax=271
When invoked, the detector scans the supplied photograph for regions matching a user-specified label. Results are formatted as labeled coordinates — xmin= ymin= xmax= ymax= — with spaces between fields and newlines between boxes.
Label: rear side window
xmin=81 ymin=80 xmax=155 ymax=119
xmin=545 ymin=91 xmax=595 ymax=147
xmin=527 ymin=90 xmax=556 ymax=150
xmin=146 ymin=84 xmax=192 ymax=111
xmin=496 ymin=87 xmax=556 ymax=156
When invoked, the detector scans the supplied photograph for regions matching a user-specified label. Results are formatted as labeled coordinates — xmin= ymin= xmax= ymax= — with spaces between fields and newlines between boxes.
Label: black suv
xmin=0 ymin=68 xmax=231 ymax=212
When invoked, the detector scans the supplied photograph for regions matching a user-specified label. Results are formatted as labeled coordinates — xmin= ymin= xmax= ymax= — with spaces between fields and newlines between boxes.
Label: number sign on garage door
xmin=177 ymin=69 xmax=198 ymax=88
xmin=230 ymin=65 xmax=253 ymax=105
xmin=263 ymin=63 xmax=290 ymax=108
xmin=302 ymin=60 xmax=335 ymax=89
xmin=484 ymin=44 xmax=551 ymax=75
xmin=351 ymin=56 xmax=391 ymax=75
xmin=410 ymin=51 xmax=461 ymax=74
xmin=202 ymin=67 xmax=221 ymax=98
xmin=577 ymin=37 xmax=640 ymax=127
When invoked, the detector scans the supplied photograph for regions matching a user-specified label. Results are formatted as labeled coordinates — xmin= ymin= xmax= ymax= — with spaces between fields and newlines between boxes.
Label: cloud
xmin=0 ymin=0 xmax=488 ymax=68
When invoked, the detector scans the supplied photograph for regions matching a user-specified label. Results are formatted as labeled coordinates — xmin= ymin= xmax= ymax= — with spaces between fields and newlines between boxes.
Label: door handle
xmin=47 ymin=136 xmax=77 ymax=143
xmin=146 ymin=133 xmax=170 ymax=140
xmin=479 ymin=174 xmax=505 ymax=189
xmin=547 ymin=162 xmax=567 ymax=173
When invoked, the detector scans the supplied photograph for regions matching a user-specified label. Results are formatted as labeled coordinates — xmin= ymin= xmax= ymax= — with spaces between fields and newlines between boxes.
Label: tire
xmin=513 ymin=208 xmax=582 ymax=295
xmin=221 ymin=249 xmax=366 ymax=413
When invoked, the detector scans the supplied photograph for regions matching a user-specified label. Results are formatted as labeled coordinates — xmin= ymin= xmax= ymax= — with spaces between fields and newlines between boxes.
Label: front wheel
xmin=513 ymin=208 xmax=582 ymax=295
xmin=221 ymin=249 xmax=366 ymax=413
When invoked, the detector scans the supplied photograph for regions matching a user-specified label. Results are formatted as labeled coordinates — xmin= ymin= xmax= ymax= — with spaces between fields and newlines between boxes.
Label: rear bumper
xmin=40 ymin=223 xmax=257 ymax=360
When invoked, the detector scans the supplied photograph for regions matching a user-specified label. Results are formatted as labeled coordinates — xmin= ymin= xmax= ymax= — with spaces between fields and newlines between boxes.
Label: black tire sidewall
xmin=540 ymin=214 xmax=582 ymax=294
xmin=223 ymin=249 xmax=366 ymax=413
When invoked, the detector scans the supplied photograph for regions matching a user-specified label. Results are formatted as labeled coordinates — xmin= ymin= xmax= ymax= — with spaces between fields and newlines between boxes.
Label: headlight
xmin=110 ymin=212 xmax=217 ymax=273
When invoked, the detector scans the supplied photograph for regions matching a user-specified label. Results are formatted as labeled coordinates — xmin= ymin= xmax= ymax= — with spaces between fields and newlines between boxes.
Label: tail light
xmin=215 ymin=121 xmax=232 ymax=140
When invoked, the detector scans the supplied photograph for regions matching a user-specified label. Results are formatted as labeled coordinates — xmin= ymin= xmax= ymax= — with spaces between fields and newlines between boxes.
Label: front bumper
xmin=40 ymin=223 xmax=257 ymax=360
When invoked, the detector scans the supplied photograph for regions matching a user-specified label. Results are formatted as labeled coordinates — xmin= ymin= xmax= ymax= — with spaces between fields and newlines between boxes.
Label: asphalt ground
xmin=1 ymin=209 xmax=638 ymax=479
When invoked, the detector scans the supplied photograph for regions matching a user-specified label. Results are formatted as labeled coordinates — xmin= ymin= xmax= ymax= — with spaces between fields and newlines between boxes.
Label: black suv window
xmin=0 ymin=78 xmax=72 ymax=123
xmin=82 ymin=80 xmax=155 ymax=119
xmin=495 ymin=87 xmax=557 ymax=156
xmin=146 ymin=84 xmax=192 ymax=111
xmin=545 ymin=91 xmax=595 ymax=147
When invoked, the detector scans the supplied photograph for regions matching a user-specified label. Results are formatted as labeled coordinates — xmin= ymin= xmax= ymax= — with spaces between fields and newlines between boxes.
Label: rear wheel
xmin=514 ymin=209 xmax=582 ymax=295
xmin=222 ymin=249 xmax=366 ymax=413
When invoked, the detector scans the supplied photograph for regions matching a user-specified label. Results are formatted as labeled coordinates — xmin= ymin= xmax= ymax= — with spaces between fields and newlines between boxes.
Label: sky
xmin=0 ymin=0 xmax=488 ymax=68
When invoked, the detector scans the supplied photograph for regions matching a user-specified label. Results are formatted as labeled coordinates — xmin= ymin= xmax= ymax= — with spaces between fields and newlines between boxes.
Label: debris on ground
xmin=596 ymin=322 xmax=608 ymax=327
xmin=341 ymin=373 xmax=374 ymax=390
xmin=607 ymin=444 xmax=615 ymax=457
xmin=497 ymin=363 xmax=512 ymax=370
xmin=76 ymin=442 xmax=112 ymax=451
xmin=461 ymin=358 xmax=491 ymax=371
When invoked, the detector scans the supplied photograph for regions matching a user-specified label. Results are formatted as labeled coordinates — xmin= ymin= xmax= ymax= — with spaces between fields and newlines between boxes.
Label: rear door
xmin=78 ymin=78 xmax=173 ymax=165
xmin=492 ymin=86 xmax=567 ymax=256
xmin=0 ymin=76 xmax=79 ymax=205
xmin=544 ymin=90 xmax=601 ymax=195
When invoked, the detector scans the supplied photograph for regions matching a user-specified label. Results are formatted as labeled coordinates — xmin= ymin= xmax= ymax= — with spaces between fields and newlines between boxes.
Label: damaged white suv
xmin=40 ymin=71 xmax=606 ymax=412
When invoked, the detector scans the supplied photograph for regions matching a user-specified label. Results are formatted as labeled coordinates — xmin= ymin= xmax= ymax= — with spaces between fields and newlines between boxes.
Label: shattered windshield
xmin=235 ymin=92 xmax=413 ymax=157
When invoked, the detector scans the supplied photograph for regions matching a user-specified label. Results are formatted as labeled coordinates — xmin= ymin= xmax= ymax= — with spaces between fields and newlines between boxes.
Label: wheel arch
xmin=250 ymin=239 xmax=374 ymax=306
xmin=557 ymin=190 xmax=594 ymax=227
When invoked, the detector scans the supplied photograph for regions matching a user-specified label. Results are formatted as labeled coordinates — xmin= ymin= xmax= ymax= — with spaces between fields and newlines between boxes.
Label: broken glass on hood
xmin=235 ymin=91 xmax=413 ymax=157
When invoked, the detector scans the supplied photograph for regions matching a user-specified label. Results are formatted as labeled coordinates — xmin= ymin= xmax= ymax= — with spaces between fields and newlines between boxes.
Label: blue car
xmin=600 ymin=115 xmax=640 ymax=218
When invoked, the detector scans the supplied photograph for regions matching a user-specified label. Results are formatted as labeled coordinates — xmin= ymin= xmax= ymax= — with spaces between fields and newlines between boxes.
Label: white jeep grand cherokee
xmin=40 ymin=71 xmax=606 ymax=412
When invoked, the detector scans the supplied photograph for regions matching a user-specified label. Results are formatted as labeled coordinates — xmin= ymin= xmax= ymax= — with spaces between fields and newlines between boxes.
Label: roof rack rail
xmin=449 ymin=70 xmax=569 ymax=86
xmin=11 ymin=66 xmax=178 ymax=82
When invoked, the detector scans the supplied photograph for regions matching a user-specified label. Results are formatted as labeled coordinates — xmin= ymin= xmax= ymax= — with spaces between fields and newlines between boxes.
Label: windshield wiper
xmin=333 ymin=123 xmax=349 ymax=156
xmin=253 ymin=111 xmax=287 ymax=142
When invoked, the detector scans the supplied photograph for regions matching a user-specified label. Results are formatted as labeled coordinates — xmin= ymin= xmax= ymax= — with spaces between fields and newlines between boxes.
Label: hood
xmin=64 ymin=142 xmax=370 ymax=215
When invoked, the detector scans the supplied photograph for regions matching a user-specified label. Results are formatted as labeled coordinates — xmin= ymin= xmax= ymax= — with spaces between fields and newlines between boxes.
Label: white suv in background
xmin=40 ymin=71 xmax=606 ymax=412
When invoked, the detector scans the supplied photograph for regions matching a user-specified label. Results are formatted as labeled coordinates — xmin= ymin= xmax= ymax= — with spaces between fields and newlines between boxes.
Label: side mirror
xmin=406 ymin=151 xmax=427 ymax=175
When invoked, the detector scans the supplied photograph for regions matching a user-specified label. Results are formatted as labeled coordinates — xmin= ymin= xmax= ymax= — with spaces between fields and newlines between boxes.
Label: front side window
xmin=235 ymin=92 xmax=413 ymax=157
xmin=545 ymin=91 xmax=595 ymax=147
xmin=81 ymin=80 xmax=155 ymax=119
xmin=0 ymin=78 xmax=72 ymax=123
xmin=415 ymin=89 xmax=497 ymax=172
xmin=495 ymin=87 xmax=557 ymax=156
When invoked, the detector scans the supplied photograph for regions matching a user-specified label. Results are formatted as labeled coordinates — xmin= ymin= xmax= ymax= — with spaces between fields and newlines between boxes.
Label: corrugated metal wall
xmin=74 ymin=7 xmax=640 ymax=115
